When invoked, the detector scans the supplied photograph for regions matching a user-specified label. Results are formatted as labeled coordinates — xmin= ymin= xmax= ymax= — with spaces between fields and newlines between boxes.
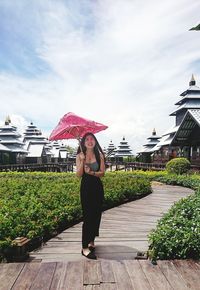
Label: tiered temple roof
xmin=0 ymin=117 xmax=27 ymax=153
xmin=115 ymin=137 xmax=133 ymax=157
xmin=106 ymin=140 xmax=116 ymax=157
xmin=138 ymin=129 xmax=160 ymax=154
xmin=23 ymin=122 xmax=49 ymax=158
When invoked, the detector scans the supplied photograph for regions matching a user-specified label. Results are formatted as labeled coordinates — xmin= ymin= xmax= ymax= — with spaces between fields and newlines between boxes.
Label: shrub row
xmin=129 ymin=170 xmax=200 ymax=261
xmin=0 ymin=171 xmax=151 ymax=261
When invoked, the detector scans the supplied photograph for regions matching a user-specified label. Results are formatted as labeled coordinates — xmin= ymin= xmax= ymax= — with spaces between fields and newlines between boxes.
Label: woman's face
xmin=84 ymin=135 xmax=96 ymax=149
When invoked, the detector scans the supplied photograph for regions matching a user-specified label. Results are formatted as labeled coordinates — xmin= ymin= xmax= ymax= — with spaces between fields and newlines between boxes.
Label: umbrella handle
xmin=78 ymin=138 xmax=83 ymax=152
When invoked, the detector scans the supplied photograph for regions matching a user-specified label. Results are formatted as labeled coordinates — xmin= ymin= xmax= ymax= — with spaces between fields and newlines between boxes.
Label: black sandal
xmin=88 ymin=245 xmax=95 ymax=252
xmin=81 ymin=250 xmax=97 ymax=260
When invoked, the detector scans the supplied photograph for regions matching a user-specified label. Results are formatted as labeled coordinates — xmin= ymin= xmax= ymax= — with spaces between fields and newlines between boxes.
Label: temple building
xmin=152 ymin=75 xmax=200 ymax=164
xmin=59 ymin=143 xmax=69 ymax=162
xmin=0 ymin=118 xmax=77 ymax=165
xmin=0 ymin=143 xmax=11 ymax=164
xmin=23 ymin=122 xmax=49 ymax=164
xmin=114 ymin=137 xmax=133 ymax=160
xmin=106 ymin=140 xmax=117 ymax=159
xmin=49 ymin=141 xmax=62 ymax=163
xmin=137 ymin=129 xmax=160 ymax=163
xmin=0 ymin=117 xmax=27 ymax=164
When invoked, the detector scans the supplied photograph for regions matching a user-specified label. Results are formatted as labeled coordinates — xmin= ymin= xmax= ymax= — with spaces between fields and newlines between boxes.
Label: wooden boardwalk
xmin=1 ymin=183 xmax=199 ymax=290
xmin=29 ymin=183 xmax=193 ymax=262
xmin=1 ymin=259 xmax=200 ymax=289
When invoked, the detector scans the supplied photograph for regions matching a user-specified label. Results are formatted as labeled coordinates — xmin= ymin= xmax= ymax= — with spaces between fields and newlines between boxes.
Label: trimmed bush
xmin=166 ymin=158 xmax=190 ymax=175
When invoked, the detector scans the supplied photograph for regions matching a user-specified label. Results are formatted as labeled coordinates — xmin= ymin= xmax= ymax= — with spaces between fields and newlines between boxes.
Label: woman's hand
xmin=79 ymin=152 xmax=85 ymax=161
xmin=84 ymin=165 xmax=91 ymax=174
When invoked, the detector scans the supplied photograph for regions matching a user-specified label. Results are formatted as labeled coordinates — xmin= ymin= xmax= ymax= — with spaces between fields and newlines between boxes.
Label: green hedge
xmin=0 ymin=171 xmax=151 ymax=261
xmin=148 ymin=193 xmax=200 ymax=261
xmin=129 ymin=170 xmax=200 ymax=261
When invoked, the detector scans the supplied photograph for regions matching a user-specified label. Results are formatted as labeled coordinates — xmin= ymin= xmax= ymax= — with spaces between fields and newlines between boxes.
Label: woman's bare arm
xmin=76 ymin=153 xmax=85 ymax=177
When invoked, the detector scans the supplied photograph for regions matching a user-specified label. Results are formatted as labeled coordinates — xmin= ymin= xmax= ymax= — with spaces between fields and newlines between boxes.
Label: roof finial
xmin=189 ymin=74 xmax=196 ymax=86
xmin=152 ymin=128 xmax=156 ymax=136
xmin=5 ymin=115 xmax=11 ymax=125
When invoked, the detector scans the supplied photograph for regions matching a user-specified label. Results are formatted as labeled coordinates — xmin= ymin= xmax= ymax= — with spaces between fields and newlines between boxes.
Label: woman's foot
xmin=81 ymin=248 xmax=97 ymax=260
xmin=88 ymin=242 xmax=95 ymax=252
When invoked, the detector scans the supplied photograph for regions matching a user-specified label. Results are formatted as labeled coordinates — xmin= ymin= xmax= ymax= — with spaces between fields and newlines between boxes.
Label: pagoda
xmin=23 ymin=122 xmax=49 ymax=163
xmin=114 ymin=137 xmax=133 ymax=160
xmin=106 ymin=140 xmax=116 ymax=158
xmin=0 ymin=116 xmax=27 ymax=164
xmin=137 ymin=129 xmax=160 ymax=162
xmin=152 ymin=75 xmax=200 ymax=164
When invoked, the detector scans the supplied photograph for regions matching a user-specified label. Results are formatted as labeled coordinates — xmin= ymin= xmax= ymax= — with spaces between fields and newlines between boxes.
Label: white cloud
xmin=0 ymin=0 xmax=200 ymax=153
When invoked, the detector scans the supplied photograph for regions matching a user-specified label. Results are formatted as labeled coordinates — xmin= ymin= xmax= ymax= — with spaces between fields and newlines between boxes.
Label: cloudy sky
xmin=0 ymin=0 xmax=199 ymax=153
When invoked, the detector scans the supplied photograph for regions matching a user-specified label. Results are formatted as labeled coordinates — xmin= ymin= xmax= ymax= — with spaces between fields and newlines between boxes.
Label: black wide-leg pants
xmin=80 ymin=173 xmax=104 ymax=248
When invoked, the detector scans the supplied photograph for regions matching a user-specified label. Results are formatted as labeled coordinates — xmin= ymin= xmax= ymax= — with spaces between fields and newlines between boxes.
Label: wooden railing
xmin=1 ymin=161 xmax=199 ymax=173
xmin=0 ymin=162 xmax=74 ymax=172
xmin=107 ymin=162 xmax=166 ymax=171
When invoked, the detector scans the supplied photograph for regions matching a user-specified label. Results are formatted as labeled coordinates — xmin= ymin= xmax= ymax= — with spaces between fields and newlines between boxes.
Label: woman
xmin=76 ymin=132 xmax=105 ymax=260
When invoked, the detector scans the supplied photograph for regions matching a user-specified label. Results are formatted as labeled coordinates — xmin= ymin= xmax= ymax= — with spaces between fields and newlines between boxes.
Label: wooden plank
xmin=83 ymin=260 xmax=101 ymax=285
xmin=157 ymin=260 xmax=188 ymax=290
xmin=173 ymin=260 xmax=200 ymax=290
xmin=124 ymin=260 xmax=152 ymax=290
xmin=100 ymin=260 xmax=115 ymax=283
xmin=111 ymin=261 xmax=133 ymax=290
xmin=95 ymin=242 xmax=148 ymax=253
xmin=83 ymin=284 xmax=101 ymax=289
xmin=11 ymin=263 xmax=41 ymax=290
xmin=139 ymin=260 xmax=172 ymax=290
xmin=100 ymin=283 xmax=116 ymax=290
xmin=0 ymin=263 xmax=24 ymax=290
xmin=63 ymin=261 xmax=84 ymax=290
xmin=50 ymin=262 xmax=68 ymax=290
xmin=98 ymin=252 xmax=138 ymax=260
xmin=30 ymin=262 xmax=56 ymax=290
xmin=29 ymin=253 xmax=85 ymax=262
xmin=84 ymin=286 xmax=93 ymax=290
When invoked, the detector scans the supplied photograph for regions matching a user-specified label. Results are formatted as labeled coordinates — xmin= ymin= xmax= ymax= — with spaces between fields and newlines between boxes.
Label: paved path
xmin=29 ymin=183 xmax=194 ymax=262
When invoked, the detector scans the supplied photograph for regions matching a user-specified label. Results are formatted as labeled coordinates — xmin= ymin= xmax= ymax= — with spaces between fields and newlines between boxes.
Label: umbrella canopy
xmin=49 ymin=112 xmax=108 ymax=141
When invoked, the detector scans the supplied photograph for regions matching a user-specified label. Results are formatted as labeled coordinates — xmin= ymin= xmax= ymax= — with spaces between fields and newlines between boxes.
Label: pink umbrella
xmin=49 ymin=112 xmax=108 ymax=150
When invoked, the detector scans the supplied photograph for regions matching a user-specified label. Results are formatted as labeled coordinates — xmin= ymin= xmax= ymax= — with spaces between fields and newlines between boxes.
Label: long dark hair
xmin=77 ymin=132 xmax=105 ymax=167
